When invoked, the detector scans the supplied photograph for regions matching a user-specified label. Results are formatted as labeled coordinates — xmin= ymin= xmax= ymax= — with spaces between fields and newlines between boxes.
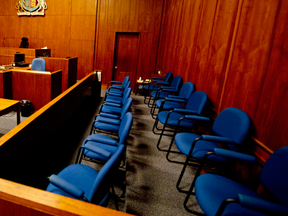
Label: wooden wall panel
xmin=156 ymin=0 xmax=287 ymax=154
xmin=219 ymin=0 xmax=280 ymax=117
xmin=201 ymin=0 xmax=240 ymax=106
xmin=190 ymin=0 xmax=218 ymax=89
xmin=157 ymin=0 xmax=186 ymax=77
xmin=253 ymin=0 xmax=288 ymax=151
xmin=94 ymin=0 xmax=164 ymax=84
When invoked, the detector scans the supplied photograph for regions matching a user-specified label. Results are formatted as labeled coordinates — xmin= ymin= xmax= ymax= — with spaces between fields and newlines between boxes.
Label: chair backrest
xmin=122 ymin=76 xmax=130 ymax=88
xmin=89 ymin=144 xmax=125 ymax=204
xmin=163 ymin=72 xmax=173 ymax=84
xmin=118 ymin=112 xmax=133 ymax=144
xmin=178 ymin=82 xmax=195 ymax=100
xmin=212 ymin=107 xmax=251 ymax=146
xmin=260 ymin=146 xmax=288 ymax=207
xmin=186 ymin=91 xmax=208 ymax=115
xmin=120 ymin=97 xmax=133 ymax=119
xmin=31 ymin=58 xmax=46 ymax=71
xmin=121 ymin=87 xmax=132 ymax=104
xmin=169 ymin=76 xmax=183 ymax=92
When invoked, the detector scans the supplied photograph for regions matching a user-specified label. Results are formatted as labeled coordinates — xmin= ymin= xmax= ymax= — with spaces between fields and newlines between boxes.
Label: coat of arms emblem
xmin=16 ymin=0 xmax=47 ymax=16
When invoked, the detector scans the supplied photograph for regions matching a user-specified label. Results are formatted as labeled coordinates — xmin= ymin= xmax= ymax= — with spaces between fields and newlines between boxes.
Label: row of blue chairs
xmin=143 ymin=72 xmax=288 ymax=215
xmin=46 ymin=77 xmax=134 ymax=209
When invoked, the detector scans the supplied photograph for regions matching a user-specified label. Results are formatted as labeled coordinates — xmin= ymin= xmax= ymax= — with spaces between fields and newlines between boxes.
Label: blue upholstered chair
xmin=105 ymin=76 xmax=130 ymax=95
xmin=99 ymin=95 xmax=131 ymax=116
xmin=150 ymin=82 xmax=195 ymax=118
xmin=147 ymin=76 xmax=183 ymax=109
xmin=190 ymin=146 xmax=288 ymax=216
xmin=90 ymin=97 xmax=133 ymax=135
xmin=144 ymin=72 xmax=173 ymax=104
xmin=31 ymin=58 xmax=46 ymax=71
xmin=174 ymin=107 xmax=251 ymax=193
xmin=102 ymin=86 xmax=131 ymax=107
xmin=76 ymin=112 xmax=133 ymax=164
xmin=152 ymin=91 xmax=208 ymax=152
xmin=46 ymin=144 xmax=125 ymax=207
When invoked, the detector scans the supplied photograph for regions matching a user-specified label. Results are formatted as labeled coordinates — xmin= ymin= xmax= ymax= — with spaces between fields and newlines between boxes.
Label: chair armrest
xmin=83 ymin=143 xmax=112 ymax=158
xmin=162 ymin=87 xmax=177 ymax=92
xmin=202 ymin=135 xmax=236 ymax=144
xmin=238 ymin=194 xmax=288 ymax=216
xmin=168 ymin=95 xmax=187 ymax=99
xmin=156 ymin=81 xmax=169 ymax=85
xmin=165 ymin=97 xmax=187 ymax=103
xmin=99 ymin=113 xmax=119 ymax=119
xmin=96 ymin=117 xmax=120 ymax=125
xmin=111 ymin=85 xmax=124 ymax=89
xmin=184 ymin=115 xmax=211 ymax=121
xmin=213 ymin=148 xmax=256 ymax=163
xmin=110 ymin=80 xmax=121 ymax=84
xmin=152 ymin=76 xmax=162 ymax=80
xmin=49 ymin=174 xmax=85 ymax=199
xmin=85 ymin=136 xmax=118 ymax=146
xmin=174 ymin=108 xmax=197 ymax=114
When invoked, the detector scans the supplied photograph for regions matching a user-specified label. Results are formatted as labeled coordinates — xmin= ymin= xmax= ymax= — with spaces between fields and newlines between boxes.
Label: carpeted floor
xmin=124 ymin=93 xmax=203 ymax=216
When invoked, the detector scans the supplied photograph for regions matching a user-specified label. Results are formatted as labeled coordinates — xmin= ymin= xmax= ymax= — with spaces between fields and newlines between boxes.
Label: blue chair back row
xmin=212 ymin=107 xmax=251 ymax=147
xmin=178 ymin=82 xmax=195 ymax=100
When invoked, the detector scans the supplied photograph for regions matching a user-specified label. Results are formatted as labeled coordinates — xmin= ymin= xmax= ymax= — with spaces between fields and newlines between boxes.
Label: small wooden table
xmin=135 ymin=80 xmax=150 ymax=95
xmin=0 ymin=98 xmax=21 ymax=125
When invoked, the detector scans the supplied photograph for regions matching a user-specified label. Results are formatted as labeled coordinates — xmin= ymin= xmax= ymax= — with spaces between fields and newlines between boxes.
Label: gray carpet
xmin=124 ymin=93 xmax=203 ymax=215
xmin=0 ymin=112 xmax=28 ymax=137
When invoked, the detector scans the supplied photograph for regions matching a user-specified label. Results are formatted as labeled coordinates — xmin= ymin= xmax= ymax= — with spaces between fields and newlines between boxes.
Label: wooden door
xmin=113 ymin=33 xmax=140 ymax=91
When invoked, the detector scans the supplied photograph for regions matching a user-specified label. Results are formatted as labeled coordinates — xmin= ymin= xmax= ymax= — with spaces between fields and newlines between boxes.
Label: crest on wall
xmin=16 ymin=0 xmax=47 ymax=16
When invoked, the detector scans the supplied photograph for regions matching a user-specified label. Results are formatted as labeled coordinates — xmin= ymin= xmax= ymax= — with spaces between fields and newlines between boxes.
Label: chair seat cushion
xmin=174 ymin=133 xmax=229 ymax=162
xmin=195 ymin=174 xmax=267 ymax=216
xmin=158 ymin=111 xmax=195 ymax=128
xmin=99 ymin=105 xmax=122 ymax=114
xmin=151 ymin=91 xmax=171 ymax=99
xmin=46 ymin=164 xmax=97 ymax=201
xmin=94 ymin=121 xmax=120 ymax=132
xmin=82 ymin=134 xmax=118 ymax=161
xmin=106 ymin=94 xmax=123 ymax=102
xmin=156 ymin=99 xmax=185 ymax=109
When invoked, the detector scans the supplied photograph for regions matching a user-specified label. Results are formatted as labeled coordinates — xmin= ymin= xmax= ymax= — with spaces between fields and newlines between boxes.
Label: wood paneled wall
xmin=156 ymin=0 xmax=288 ymax=154
xmin=0 ymin=0 xmax=97 ymax=80
xmin=94 ymin=0 xmax=164 ymax=84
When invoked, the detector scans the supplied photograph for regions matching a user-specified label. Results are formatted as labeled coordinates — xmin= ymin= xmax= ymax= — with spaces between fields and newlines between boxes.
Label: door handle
xmin=115 ymin=66 xmax=118 ymax=69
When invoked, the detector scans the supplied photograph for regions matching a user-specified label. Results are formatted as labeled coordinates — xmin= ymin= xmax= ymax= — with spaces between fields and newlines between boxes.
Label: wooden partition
xmin=0 ymin=71 xmax=130 ymax=215
xmin=40 ymin=57 xmax=78 ymax=92
xmin=0 ymin=47 xmax=50 ymax=58
xmin=0 ymin=71 xmax=12 ymax=98
xmin=1 ymin=55 xmax=77 ymax=94
xmin=12 ymin=70 xmax=62 ymax=110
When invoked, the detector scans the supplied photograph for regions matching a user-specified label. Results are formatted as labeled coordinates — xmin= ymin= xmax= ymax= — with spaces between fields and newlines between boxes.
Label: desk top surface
xmin=0 ymin=98 xmax=20 ymax=112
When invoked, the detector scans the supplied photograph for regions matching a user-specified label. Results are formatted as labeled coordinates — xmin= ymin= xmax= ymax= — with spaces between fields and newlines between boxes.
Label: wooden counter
xmin=1 ymin=69 xmax=62 ymax=110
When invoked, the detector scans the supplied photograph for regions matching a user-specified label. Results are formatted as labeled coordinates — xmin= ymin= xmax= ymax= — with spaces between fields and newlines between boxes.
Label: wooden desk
xmin=0 ymin=98 xmax=20 ymax=124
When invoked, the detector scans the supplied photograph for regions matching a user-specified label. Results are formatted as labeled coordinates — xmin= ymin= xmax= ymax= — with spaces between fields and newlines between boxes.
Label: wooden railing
xmin=0 ymin=71 xmax=133 ymax=216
